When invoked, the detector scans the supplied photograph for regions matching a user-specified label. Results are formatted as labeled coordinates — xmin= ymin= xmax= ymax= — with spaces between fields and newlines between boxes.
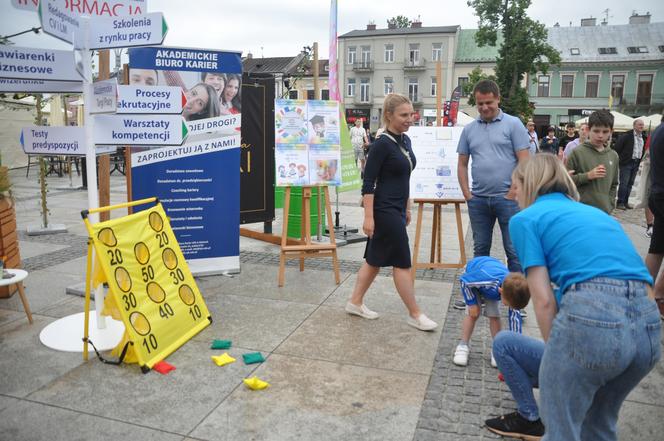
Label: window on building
xmin=430 ymin=77 xmax=437 ymax=96
xmin=636 ymin=74 xmax=653 ymax=105
xmin=585 ymin=74 xmax=599 ymax=98
xmin=598 ymin=47 xmax=617 ymax=55
xmin=610 ymin=75 xmax=625 ymax=103
xmin=408 ymin=44 xmax=420 ymax=65
xmin=321 ymin=89 xmax=329 ymax=100
xmin=384 ymin=77 xmax=393 ymax=95
xmin=627 ymin=46 xmax=649 ymax=54
xmin=659 ymin=45 xmax=664 ymax=53
xmin=561 ymin=74 xmax=574 ymax=97
xmin=432 ymin=43 xmax=442 ymax=61
xmin=537 ymin=75 xmax=550 ymax=97
xmin=288 ymin=90 xmax=298 ymax=99
xmin=457 ymin=77 xmax=469 ymax=96
xmin=384 ymin=44 xmax=394 ymax=63
xmin=408 ymin=77 xmax=418 ymax=102
xmin=347 ymin=78 xmax=355 ymax=97
xmin=360 ymin=78 xmax=370 ymax=102
xmin=570 ymin=48 xmax=580 ymax=55
xmin=347 ymin=46 xmax=356 ymax=64
xmin=360 ymin=46 xmax=371 ymax=68
xmin=306 ymin=90 xmax=315 ymax=100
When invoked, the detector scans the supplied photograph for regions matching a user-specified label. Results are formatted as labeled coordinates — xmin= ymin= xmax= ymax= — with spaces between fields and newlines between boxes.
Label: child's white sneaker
xmin=453 ymin=344 xmax=470 ymax=366
xmin=491 ymin=350 xmax=497 ymax=368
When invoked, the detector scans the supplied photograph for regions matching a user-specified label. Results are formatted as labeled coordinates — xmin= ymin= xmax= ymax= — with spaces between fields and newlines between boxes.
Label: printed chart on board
xmin=408 ymin=126 xmax=465 ymax=200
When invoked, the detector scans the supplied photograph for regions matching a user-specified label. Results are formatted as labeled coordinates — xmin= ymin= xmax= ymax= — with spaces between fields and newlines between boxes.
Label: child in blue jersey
xmin=453 ymin=256 xmax=525 ymax=367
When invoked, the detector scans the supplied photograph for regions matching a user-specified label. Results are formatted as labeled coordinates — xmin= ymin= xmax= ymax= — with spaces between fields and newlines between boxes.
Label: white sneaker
xmin=491 ymin=351 xmax=497 ymax=368
xmin=453 ymin=344 xmax=470 ymax=366
xmin=345 ymin=302 xmax=379 ymax=319
xmin=407 ymin=313 xmax=438 ymax=331
xmin=646 ymin=225 xmax=653 ymax=238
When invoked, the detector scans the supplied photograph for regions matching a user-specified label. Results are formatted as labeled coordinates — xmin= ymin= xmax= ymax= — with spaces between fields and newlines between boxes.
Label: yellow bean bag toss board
xmin=84 ymin=200 xmax=212 ymax=373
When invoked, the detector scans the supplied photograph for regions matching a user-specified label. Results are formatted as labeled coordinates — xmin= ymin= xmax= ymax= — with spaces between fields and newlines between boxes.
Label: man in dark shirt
xmin=559 ymin=122 xmax=578 ymax=152
xmin=614 ymin=119 xmax=647 ymax=209
xmin=645 ymin=120 xmax=664 ymax=319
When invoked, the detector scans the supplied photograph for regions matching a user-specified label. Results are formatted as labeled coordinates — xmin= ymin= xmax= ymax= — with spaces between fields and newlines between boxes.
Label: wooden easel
xmin=278 ymin=186 xmax=340 ymax=287
xmin=411 ymin=198 xmax=467 ymax=279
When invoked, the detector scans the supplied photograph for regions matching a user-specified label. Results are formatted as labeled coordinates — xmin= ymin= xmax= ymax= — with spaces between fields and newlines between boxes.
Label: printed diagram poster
xmin=275 ymin=99 xmax=341 ymax=186
xmin=275 ymin=101 xmax=307 ymax=144
xmin=408 ymin=126 xmax=464 ymax=200
xmin=306 ymin=100 xmax=340 ymax=145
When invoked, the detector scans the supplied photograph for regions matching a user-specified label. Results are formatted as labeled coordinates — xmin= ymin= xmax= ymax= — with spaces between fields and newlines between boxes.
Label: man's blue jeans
xmin=493 ymin=331 xmax=544 ymax=421
xmin=617 ymin=159 xmax=640 ymax=205
xmin=540 ymin=278 xmax=661 ymax=441
xmin=466 ymin=195 xmax=522 ymax=272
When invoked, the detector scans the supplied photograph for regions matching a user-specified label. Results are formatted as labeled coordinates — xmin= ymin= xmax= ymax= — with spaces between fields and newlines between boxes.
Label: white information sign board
xmin=0 ymin=46 xmax=80 ymax=82
xmin=39 ymin=0 xmax=148 ymax=43
xmin=88 ymin=78 xmax=118 ymax=114
xmin=408 ymin=126 xmax=465 ymax=200
xmin=94 ymin=114 xmax=188 ymax=145
xmin=117 ymin=85 xmax=185 ymax=114
xmin=74 ymin=12 xmax=167 ymax=49
xmin=20 ymin=126 xmax=85 ymax=155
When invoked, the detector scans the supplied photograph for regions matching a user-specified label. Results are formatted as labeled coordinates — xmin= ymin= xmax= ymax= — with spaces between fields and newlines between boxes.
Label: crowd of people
xmin=345 ymin=81 xmax=662 ymax=440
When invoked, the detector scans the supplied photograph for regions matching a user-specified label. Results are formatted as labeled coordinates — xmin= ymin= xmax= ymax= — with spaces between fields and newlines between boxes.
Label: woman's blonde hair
xmin=512 ymin=154 xmax=579 ymax=208
xmin=381 ymin=93 xmax=411 ymax=128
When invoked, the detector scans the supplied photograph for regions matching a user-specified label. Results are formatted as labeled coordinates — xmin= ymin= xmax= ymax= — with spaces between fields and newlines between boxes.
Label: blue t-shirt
xmin=457 ymin=110 xmax=531 ymax=197
xmin=509 ymin=193 xmax=653 ymax=304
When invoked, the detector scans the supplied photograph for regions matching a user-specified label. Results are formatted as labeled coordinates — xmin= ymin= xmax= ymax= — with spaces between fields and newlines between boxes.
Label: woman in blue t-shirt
xmin=508 ymin=154 xmax=661 ymax=441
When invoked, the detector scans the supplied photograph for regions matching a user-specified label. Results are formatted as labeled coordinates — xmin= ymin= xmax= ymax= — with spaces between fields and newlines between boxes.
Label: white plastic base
xmin=39 ymin=312 xmax=125 ymax=352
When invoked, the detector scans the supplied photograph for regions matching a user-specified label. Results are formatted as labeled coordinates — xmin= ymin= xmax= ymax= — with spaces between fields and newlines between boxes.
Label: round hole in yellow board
xmin=129 ymin=311 xmax=151 ymax=336
xmin=134 ymin=242 xmax=150 ymax=265
xmin=162 ymin=248 xmax=178 ymax=270
xmin=149 ymin=212 xmax=164 ymax=232
xmin=97 ymin=228 xmax=117 ymax=247
xmin=114 ymin=266 xmax=132 ymax=292
xmin=179 ymin=284 xmax=195 ymax=305
xmin=146 ymin=281 xmax=166 ymax=303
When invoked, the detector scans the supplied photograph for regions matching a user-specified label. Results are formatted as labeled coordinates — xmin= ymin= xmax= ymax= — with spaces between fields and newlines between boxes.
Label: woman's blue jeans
xmin=493 ymin=331 xmax=545 ymax=421
xmin=466 ymin=195 xmax=522 ymax=272
xmin=540 ymin=278 xmax=661 ymax=441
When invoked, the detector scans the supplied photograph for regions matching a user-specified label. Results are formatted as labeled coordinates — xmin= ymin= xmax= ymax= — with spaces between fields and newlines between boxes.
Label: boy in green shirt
xmin=566 ymin=110 xmax=619 ymax=214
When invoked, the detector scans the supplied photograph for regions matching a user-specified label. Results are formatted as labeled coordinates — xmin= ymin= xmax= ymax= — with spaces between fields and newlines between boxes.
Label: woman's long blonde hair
xmin=512 ymin=154 xmax=579 ymax=208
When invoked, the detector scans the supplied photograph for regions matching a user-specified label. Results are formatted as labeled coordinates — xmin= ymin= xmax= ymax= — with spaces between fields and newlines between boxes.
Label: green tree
xmin=468 ymin=0 xmax=561 ymax=120
xmin=463 ymin=66 xmax=497 ymax=105
xmin=387 ymin=15 xmax=411 ymax=28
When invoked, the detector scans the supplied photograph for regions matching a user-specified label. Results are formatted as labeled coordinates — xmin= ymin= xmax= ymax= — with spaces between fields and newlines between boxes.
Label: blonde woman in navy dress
xmin=345 ymin=94 xmax=438 ymax=331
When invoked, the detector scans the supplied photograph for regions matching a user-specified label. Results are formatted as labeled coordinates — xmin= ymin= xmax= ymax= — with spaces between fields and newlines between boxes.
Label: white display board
xmin=407 ymin=126 xmax=464 ymax=200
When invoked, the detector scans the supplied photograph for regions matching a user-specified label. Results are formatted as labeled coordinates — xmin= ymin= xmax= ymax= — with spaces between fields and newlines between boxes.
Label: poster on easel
xmin=407 ymin=126 xmax=465 ymax=200
xmin=128 ymin=46 xmax=242 ymax=275
xmin=275 ymin=99 xmax=341 ymax=186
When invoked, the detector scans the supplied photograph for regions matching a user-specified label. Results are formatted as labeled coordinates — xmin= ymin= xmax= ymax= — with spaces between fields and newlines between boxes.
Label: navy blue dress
xmin=362 ymin=130 xmax=416 ymax=268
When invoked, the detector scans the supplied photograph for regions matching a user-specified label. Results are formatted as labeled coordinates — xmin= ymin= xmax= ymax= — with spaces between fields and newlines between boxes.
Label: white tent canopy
xmin=575 ymin=111 xmax=635 ymax=132
xmin=455 ymin=111 xmax=476 ymax=127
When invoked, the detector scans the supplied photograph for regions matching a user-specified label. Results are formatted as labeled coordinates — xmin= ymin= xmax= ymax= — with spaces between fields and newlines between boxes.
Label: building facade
xmin=528 ymin=16 xmax=664 ymax=129
xmin=338 ymin=22 xmax=459 ymax=131
xmin=338 ymin=14 xmax=663 ymax=134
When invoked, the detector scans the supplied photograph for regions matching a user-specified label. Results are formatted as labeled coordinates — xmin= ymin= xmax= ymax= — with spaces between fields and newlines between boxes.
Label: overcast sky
xmin=2 ymin=0 xmax=662 ymax=58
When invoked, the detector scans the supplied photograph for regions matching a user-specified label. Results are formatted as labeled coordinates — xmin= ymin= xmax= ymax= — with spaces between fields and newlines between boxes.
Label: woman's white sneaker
xmin=407 ymin=313 xmax=438 ymax=331
xmin=345 ymin=302 xmax=379 ymax=319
